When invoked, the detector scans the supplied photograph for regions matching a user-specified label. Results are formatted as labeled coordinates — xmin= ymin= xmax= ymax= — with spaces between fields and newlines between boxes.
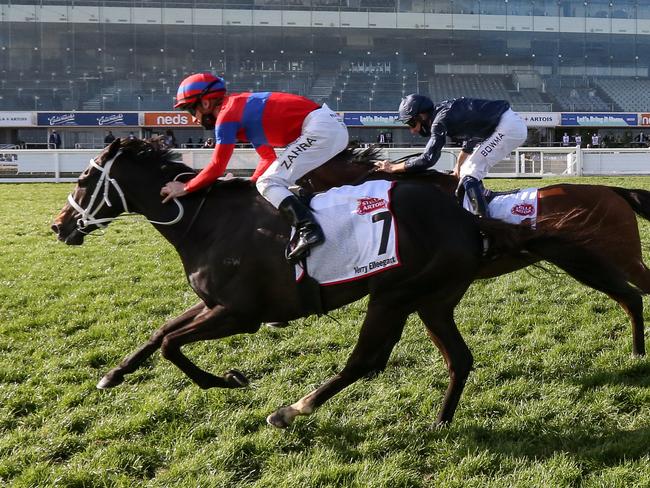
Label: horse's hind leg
xmin=417 ymin=301 xmax=473 ymax=426
xmin=97 ymin=301 xmax=207 ymax=388
xmin=612 ymin=232 xmax=650 ymax=356
xmin=607 ymin=290 xmax=645 ymax=357
xmin=620 ymin=260 xmax=650 ymax=357
xmin=530 ymin=229 xmax=647 ymax=357
xmin=267 ymin=300 xmax=408 ymax=428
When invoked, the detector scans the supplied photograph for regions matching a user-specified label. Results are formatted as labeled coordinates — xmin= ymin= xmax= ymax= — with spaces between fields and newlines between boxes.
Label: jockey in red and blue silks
xmin=161 ymin=73 xmax=349 ymax=263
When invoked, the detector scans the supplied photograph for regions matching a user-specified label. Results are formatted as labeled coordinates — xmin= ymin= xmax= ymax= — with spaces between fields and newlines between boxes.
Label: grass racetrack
xmin=1 ymin=177 xmax=650 ymax=487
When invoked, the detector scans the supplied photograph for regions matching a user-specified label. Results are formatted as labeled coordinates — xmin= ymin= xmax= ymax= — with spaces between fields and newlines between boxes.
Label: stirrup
xmin=286 ymin=241 xmax=312 ymax=265
xmin=286 ymin=227 xmax=324 ymax=265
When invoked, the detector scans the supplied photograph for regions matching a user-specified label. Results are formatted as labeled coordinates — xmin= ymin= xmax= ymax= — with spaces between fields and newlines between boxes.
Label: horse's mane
xmin=117 ymin=137 xmax=254 ymax=190
xmin=119 ymin=136 xmax=182 ymax=167
xmin=297 ymin=142 xmax=458 ymax=193
xmin=115 ymin=138 xmax=454 ymax=193
xmin=347 ymin=144 xmax=384 ymax=167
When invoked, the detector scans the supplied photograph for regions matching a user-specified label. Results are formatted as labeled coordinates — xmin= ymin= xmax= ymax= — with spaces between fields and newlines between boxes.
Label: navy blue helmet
xmin=397 ymin=94 xmax=434 ymax=124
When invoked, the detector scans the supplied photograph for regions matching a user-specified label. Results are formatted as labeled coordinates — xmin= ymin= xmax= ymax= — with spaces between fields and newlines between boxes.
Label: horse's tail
xmin=610 ymin=187 xmax=650 ymax=222
xmin=479 ymin=218 xmax=641 ymax=299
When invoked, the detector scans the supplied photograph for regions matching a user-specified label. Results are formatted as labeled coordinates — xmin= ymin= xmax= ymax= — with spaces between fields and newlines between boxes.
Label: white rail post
xmin=54 ymin=152 xmax=61 ymax=183
xmin=576 ymin=147 xmax=583 ymax=176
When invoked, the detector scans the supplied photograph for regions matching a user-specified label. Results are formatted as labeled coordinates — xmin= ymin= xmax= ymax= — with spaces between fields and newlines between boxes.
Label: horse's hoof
xmin=434 ymin=419 xmax=451 ymax=429
xmin=224 ymin=369 xmax=249 ymax=388
xmin=265 ymin=322 xmax=290 ymax=329
xmin=96 ymin=374 xmax=122 ymax=389
xmin=266 ymin=411 xmax=292 ymax=429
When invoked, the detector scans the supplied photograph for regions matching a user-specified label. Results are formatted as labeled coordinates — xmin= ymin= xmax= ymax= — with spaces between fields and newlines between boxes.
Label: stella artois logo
xmin=511 ymin=203 xmax=535 ymax=216
xmin=357 ymin=197 xmax=387 ymax=215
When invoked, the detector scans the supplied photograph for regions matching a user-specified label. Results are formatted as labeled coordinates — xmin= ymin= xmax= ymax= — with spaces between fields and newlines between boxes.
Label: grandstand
xmin=595 ymin=77 xmax=650 ymax=112
xmin=543 ymin=76 xmax=615 ymax=112
xmin=1 ymin=1 xmax=650 ymax=114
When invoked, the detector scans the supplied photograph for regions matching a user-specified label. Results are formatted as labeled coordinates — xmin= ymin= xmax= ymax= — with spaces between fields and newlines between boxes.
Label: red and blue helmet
xmin=174 ymin=73 xmax=226 ymax=109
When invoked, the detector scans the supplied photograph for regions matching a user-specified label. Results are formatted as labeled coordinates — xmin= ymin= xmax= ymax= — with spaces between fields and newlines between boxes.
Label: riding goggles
xmin=404 ymin=116 xmax=420 ymax=128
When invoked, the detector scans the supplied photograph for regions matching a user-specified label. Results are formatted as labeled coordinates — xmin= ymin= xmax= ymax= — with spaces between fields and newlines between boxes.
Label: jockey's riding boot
xmin=278 ymin=195 xmax=325 ymax=264
xmin=455 ymin=181 xmax=466 ymax=206
xmin=460 ymin=176 xmax=489 ymax=218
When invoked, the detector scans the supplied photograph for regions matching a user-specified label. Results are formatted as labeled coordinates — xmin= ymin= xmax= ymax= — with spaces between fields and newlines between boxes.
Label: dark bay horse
xmin=299 ymin=146 xmax=650 ymax=357
xmin=52 ymin=139 xmax=638 ymax=427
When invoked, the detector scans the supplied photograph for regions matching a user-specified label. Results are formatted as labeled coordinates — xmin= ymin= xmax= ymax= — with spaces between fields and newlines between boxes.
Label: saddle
xmin=485 ymin=188 xmax=522 ymax=204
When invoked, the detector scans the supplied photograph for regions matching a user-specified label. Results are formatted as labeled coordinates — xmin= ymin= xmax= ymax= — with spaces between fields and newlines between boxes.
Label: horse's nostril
xmin=51 ymin=223 xmax=60 ymax=234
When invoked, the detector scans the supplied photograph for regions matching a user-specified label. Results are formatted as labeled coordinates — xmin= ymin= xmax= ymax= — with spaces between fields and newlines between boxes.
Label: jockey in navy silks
xmin=374 ymin=94 xmax=528 ymax=217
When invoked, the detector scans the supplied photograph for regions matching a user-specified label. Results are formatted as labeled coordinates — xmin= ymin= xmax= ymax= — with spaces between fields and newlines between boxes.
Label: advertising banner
xmin=37 ymin=112 xmax=139 ymax=126
xmin=343 ymin=112 xmax=401 ymax=127
xmin=639 ymin=114 xmax=650 ymax=126
xmin=561 ymin=113 xmax=637 ymax=126
xmin=519 ymin=112 xmax=560 ymax=127
xmin=143 ymin=112 xmax=200 ymax=127
xmin=0 ymin=112 xmax=34 ymax=127
xmin=344 ymin=111 xmax=563 ymax=127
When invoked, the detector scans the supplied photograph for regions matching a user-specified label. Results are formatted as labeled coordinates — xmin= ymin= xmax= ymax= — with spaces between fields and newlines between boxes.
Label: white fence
xmin=0 ymin=147 xmax=648 ymax=183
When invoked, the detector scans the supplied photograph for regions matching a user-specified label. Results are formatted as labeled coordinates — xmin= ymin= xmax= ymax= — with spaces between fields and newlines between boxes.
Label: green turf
xmin=1 ymin=177 xmax=649 ymax=487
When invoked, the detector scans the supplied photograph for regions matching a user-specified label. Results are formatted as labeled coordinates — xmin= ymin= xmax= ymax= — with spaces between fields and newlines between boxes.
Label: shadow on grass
xmin=297 ymin=413 xmax=650 ymax=468
xmin=458 ymin=423 xmax=650 ymax=466
xmin=574 ymin=360 xmax=650 ymax=389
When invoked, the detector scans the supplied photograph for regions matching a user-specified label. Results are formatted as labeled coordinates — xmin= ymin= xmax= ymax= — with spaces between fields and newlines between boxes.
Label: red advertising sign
xmin=640 ymin=114 xmax=650 ymax=126
xmin=143 ymin=112 xmax=200 ymax=127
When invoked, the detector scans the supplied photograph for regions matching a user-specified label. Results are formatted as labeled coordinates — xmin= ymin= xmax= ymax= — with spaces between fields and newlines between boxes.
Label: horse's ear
xmin=107 ymin=138 xmax=121 ymax=157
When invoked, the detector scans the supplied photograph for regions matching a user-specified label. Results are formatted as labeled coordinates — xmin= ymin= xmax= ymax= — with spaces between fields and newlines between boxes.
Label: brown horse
xmin=51 ymin=138 xmax=638 ymax=428
xmin=298 ymin=146 xmax=650 ymax=357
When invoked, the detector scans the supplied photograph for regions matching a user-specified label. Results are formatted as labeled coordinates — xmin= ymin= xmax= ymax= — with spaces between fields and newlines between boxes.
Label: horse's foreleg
xmin=159 ymin=305 xmax=261 ymax=389
xmin=266 ymin=301 xmax=408 ymax=429
xmin=417 ymin=302 xmax=473 ymax=426
xmin=97 ymin=301 xmax=207 ymax=389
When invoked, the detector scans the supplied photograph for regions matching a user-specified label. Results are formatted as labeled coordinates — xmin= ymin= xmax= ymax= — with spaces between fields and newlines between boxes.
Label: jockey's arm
xmin=161 ymin=143 xmax=234 ymax=203
xmin=454 ymin=138 xmax=480 ymax=176
xmin=454 ymin=149 xmax=471 ymax=177
xmin=184 ymin=143 xmax=234 ymax=192
xmin=250 ymin=145 xmax=278 ymax=182
xmin=375 ymin=123 xmax=447 ymax=174
xmin=403 ymin=125 xmax=448 ymax=173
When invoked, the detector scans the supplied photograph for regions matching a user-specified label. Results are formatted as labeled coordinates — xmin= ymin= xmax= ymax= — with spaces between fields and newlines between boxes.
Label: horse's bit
xmin=67 ymin=150 xmax=185 ymax=232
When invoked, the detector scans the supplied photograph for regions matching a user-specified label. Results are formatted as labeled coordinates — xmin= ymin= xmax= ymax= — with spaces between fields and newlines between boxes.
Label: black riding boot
xmin=278 ymin=195 xmax=325 ymax=264
xmin=459 ymin=176 xmax=489 ymax=218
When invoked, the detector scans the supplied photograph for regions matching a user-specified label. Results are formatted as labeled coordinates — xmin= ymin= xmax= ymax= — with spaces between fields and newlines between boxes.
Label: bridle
xmin=67 ymin=150 xmax=185 ymax=232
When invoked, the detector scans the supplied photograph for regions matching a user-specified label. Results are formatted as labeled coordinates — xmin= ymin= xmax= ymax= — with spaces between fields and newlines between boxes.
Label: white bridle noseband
xmin=67 ymin=150 xmax=185 ymax=231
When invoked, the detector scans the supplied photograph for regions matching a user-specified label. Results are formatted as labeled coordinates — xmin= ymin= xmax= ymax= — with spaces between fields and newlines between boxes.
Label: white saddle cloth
xmin=464 ymin=187 xmax=538 ymax=227
xmin=295 ymin=180 xmax=401 ymax=285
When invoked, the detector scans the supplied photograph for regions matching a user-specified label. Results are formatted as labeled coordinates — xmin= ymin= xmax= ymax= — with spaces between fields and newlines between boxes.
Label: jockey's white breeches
xmin=256 ymin=103 xmax=349 ymax=208
xmin=459 ymin=109 xmax=528 ymax=181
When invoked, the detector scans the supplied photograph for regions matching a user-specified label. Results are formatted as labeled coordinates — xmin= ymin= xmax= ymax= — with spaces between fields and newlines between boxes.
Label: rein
xmin=180 ymin=184 xmax=212 ymax=240
xmin=68 ymin=150 xmax=185 ymax=232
